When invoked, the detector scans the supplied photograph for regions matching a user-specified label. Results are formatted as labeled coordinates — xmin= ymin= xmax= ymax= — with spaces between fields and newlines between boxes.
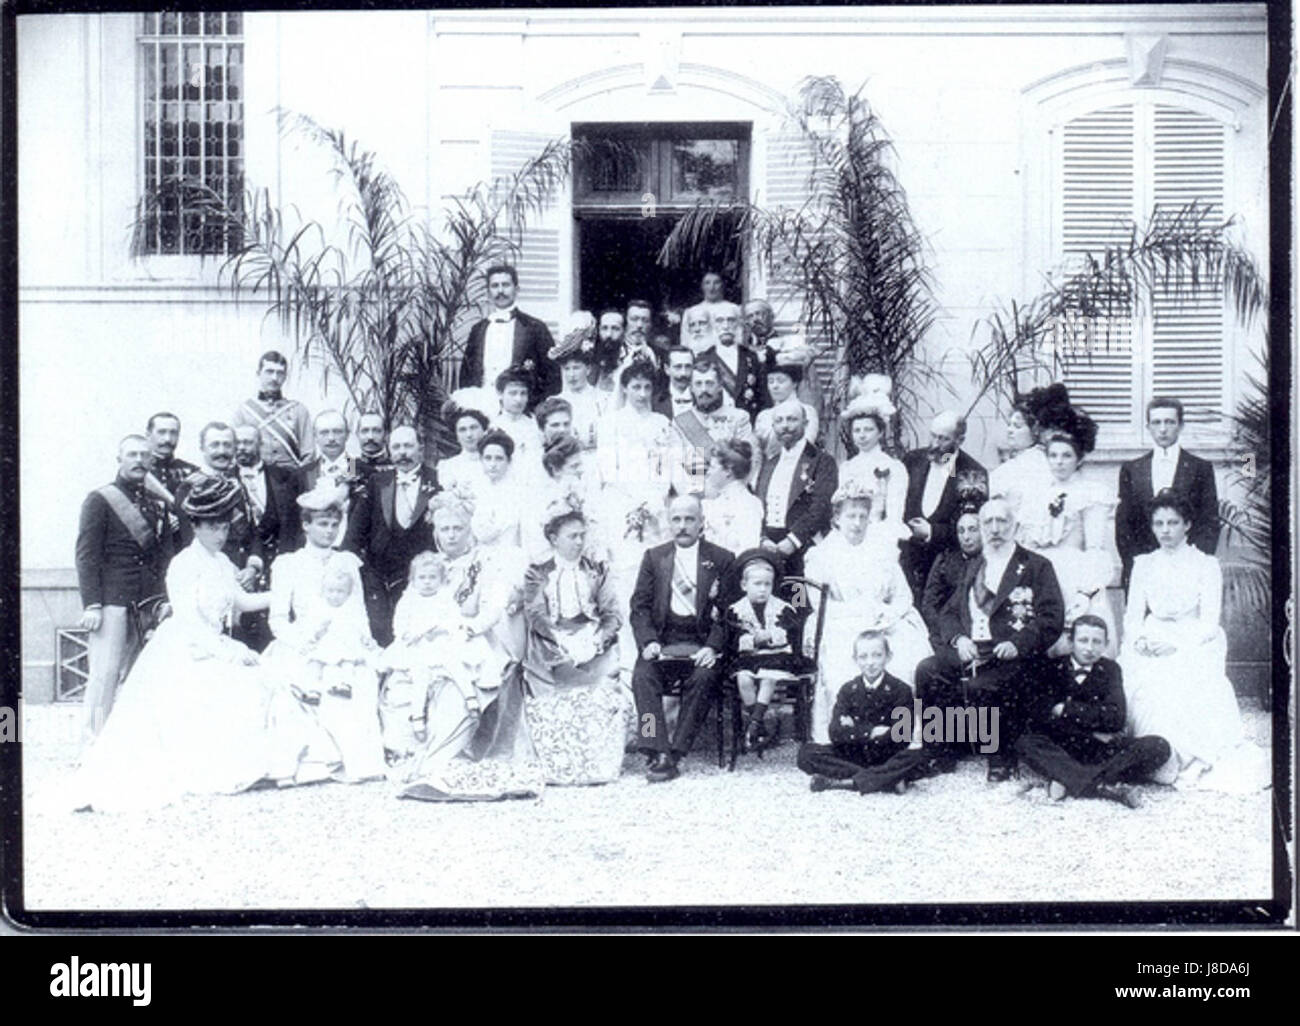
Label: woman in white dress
xmin=1011 ymin=407 xmax=1117 ymax=657
xmin=522 ymin=434 xmax=609 ymax=563
xmin=802 ymin=482 xmax=933 ymax=743
xmin=467 ymin=428 xmax=526 ymax=551
xmin=262 ymin=484 xmax=387 ymax=783
xmin=1120 ymin=490 xmax=1269 ymax=793
xmin=701 ymin=440 xmax=763 ymax=556
xmin=437 ymin=397 xmax=492 ymax=498
xmin=835 ymin=379 xmax=909 ymax=548
xmin=68 ymin=476 xmax=284 ymax=812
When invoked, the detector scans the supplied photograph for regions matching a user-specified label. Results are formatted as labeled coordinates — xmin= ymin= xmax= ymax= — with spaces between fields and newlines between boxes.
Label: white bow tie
xmin=397 ymin=470 xmax=420 ymax=487
xmin=490 ymin=309 xmax=516 ymax=324
xmin=239 ymin=467 xmax=261 ymax=480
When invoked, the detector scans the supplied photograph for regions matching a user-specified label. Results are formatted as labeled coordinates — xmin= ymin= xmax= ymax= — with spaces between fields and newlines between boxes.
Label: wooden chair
xmin=721 ymin=576 xmax=829 ymax=770
xmin=648 ymin=655 xmax=729 ymax=769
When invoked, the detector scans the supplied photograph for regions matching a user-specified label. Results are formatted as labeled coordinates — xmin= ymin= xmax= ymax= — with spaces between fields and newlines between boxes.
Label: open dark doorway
xmin=576 ymin=213 xmax=744 ymax=319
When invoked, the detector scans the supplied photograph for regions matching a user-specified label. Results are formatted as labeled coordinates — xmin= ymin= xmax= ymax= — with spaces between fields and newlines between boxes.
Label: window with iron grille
xmin=137 ymin=11 xmax=244 ymax=255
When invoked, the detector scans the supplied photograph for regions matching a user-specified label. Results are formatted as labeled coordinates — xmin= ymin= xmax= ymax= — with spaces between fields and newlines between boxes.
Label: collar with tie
xmin=396 ymin=468 xmax=421 ymax=487
xmin=239 ymin=465 xmax=263 ymax=481
xmin=490 ymin=308 xmax=517 ymax=324
xmin=257 ymin=390 xmax=283 ymax=403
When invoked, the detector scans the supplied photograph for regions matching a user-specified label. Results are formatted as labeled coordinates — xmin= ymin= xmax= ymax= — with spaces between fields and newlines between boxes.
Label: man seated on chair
xmin=629 ymin=494 xmax=735 ymax=783
xmin=1014 ymin=614 xmax=1170 ymax=809
xmin=797 ymin=631 xmax=927 ymax=795
xmin=913 ymin=497 xmax=1064 ymax=782
xmin=724 ymin=550 xmax=807 ymax=753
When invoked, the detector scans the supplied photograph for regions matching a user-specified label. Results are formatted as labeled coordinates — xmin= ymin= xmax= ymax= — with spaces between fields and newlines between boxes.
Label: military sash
xmin=96 ymin=484 xmax=157 ymax=551
xmin=241 ymin=397 xmax=307 ymax=468
xmin=673 ymin=410 xmax=716 ymax=455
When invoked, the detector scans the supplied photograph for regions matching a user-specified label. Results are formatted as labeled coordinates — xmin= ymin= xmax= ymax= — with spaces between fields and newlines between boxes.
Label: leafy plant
xmin=134 ymin=110 xmax=573 ymax=454
xmin=658 ymin=75 xmax=942 ymax=449
xmin=1218 ymin=349 xmax=1271 ymax=615
xmin=965 ymin=201 xmax=1267 ymax=419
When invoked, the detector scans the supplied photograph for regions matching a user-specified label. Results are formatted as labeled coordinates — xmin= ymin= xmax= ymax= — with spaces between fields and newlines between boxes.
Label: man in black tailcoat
xmin=457 ymin=263 xmax=558 ymax=405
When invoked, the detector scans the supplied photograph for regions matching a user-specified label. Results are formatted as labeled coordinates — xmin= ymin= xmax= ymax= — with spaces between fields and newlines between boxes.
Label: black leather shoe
xmin=986 ymin=763 xmax=1014 ymax=783
xmin=1093 ymin=782 xmax=1140 ymax=809
xmin=646 ymin=753 xmax=680 ymax=783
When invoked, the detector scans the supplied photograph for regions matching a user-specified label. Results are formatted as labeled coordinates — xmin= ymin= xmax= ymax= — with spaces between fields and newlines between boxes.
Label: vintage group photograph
xmin=8 ymin=3 xmax=1290 ymax=922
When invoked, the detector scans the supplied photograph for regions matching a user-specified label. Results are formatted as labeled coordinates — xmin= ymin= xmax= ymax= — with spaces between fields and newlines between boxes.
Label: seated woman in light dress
xmin=802 ymin=482 xmax=933 ymax=744
xmin=67 ymin=475 xmax=286 ymax=812
xmin=437 ymin=391 xmax=493 ymax=497
xmin=987 ymin=383 xmax=1071 ymax=514
xmin=1120 ymin=490 xmax=1269 ymax=793
xmin=519 ymin=507 xmax=630 ymax=786
xmin=701 ymin=440 xmax=763 ymax=557
xmin=835 ymin=376 xmax=909 ymax=548
xmin=263 ymin=484 xmax=387 ymax=784
xmin=1009 ymin=404 xmax=1117 ymax=657
xmin=466 ymin=428 xmax=526 ymax=551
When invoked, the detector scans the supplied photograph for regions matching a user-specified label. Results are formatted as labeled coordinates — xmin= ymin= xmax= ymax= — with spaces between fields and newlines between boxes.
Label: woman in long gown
xmin=802 ymin=483 xmax=933 ymax=744
xmin=701 ymin=441 xmax=763 ymax=556
xmin=1012 ymin=412 xmax=1117 ymax=657
xmin=835 ymin=382 xmax=909 ymax=548
xmin=594 ymin=358 xmax=674 ymax=677
xmin=1120 ymin=490 xmax=1269 ymax=793
xmin=261 ymin=484 xmax=387 ymax=783
xmin=67 ymin=476 xmax=287 ymax=812
xmin=399 ymin=495 xmax=542 ymax=801
xmin=519 ymin=508 xmax=630 ymax=785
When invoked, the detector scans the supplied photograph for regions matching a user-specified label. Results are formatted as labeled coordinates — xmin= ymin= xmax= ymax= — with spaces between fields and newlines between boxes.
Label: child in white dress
xmin=381 ymin=551 xmax=496 ymax=757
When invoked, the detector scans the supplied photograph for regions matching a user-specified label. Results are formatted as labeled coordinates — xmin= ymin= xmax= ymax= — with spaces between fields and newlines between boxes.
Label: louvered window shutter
xmin=1059 ymin=104 xmax=1139 ymax=433
xmin=1150 ymin=105 xmax=1226 ymax=426
xmin=1057 ymin=101 xmax=1230 ymax=443
xmin=489 ymin=129 xmax=563 ymax=339
xmin=763 ymin=127 xmax=834 ymax=393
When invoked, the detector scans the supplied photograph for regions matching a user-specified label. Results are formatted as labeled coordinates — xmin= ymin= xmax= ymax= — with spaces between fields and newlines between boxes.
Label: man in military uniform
xmin=231 ymin=350 xmax=316 ymax=472
xmin=355 ymin=410 xmax=393 ymax=479
xmin=75 ymin=434 xmax=174 ymax=741
xmin=670 ymin=359 xmax=755 ymax=496
xmin=144 ymin=411 xmax=200 ymax=501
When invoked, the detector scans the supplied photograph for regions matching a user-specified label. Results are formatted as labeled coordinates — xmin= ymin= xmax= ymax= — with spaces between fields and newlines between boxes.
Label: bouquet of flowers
xmin=624 ymin=502 xmax=655 ymax=542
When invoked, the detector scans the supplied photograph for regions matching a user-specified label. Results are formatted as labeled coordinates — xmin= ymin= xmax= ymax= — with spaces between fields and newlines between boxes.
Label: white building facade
xmin=17 ymin=6 xmax=1272 ymax=699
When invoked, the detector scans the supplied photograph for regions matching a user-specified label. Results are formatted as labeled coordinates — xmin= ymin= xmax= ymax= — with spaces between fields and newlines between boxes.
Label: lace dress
xmin=803 ymin=528 xmax=932 ymax=743
xmin=1120 ymin=543 xmax=1270 ymax=792
xmin=837 ymin=447 xmax=911 ymax=547
xmin=67 ymin=542 xmax=281 ymax=811
xmin=1013 ymin=469 xmax=1118 ymax=652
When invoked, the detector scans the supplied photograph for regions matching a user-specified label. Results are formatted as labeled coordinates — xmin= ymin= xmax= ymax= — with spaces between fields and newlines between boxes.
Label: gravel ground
xmin=19 ymin=702 xmax=1278 ymax=912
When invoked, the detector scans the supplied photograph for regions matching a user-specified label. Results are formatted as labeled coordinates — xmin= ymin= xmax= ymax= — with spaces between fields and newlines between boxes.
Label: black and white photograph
xmin=4 ymin=2 xmax=1292 ymax=927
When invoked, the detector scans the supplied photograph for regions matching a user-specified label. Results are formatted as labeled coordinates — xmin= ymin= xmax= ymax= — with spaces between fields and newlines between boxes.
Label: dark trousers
xmin=632 ymin=655 xmax=721 ymax=758
xmin=914 ymin=652 xmax=1027 ymax=768
xmin=1015 ymin=732 xmax=1171 ymax=797
xmin=360 ymin=571 xmax=404 ymax=647
xmin=232 ymin=609 xmax=273 ymax=653
xmin=797 ymin=741 xmax=928 ymax=794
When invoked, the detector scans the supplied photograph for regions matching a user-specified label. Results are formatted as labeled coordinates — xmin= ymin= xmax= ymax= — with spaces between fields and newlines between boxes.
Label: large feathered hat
xmin=842 ymin=373 xmax=897 ymax=421
xmin=442 ymin=385 xmax=499 ymax=429
xmin=181 ymin=474 xmax=242 ymax=520
xmin=548 ymin=310 xmax=598 ymax=364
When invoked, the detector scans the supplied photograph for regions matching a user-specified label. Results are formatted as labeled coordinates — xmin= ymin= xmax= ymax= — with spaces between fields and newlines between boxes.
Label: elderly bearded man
xmin=700 ymin=302 xmax=766 ymax=421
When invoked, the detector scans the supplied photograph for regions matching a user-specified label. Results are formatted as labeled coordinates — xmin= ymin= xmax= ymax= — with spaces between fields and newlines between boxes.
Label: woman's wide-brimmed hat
xmin=442 ymin=386 xmax=499 ymax=427
xmin=842 ymin=374 xmax=896 ymax=421
xmin=548 ymin=310 xmax=598 ymax=364
xmin=829 ymin=478 xmax=875 ymax=508
xmin=181 ymin=474 xmax=242 ymax=520
xmin=296 ymin=480 xmax=349 ymax=514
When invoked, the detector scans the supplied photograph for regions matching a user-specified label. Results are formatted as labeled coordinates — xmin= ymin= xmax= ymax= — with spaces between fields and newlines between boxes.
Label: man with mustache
xmin=234 ymin=424 xmax=303 ymax=562
xmin=629 ymin=495 xmax=734 ymax=783
xmin=755 ymin=398 xmax=837 ymax=576
xmin=457 ymin=263 xmax=558 ymax=406
xmin=355 ymin=411 xmax=394 ymax=479
xmin=232 ymin=350 xmax=315 ymax=472
xmin=75 ymin=434 xmax=173 ymax=741
xmin=669 ymin=359 xmax=754 ymax=496
xmin=699 ymin=301 xmax=766 ymax=421
xmin=900 ymin=411 xmax=987 ymax=602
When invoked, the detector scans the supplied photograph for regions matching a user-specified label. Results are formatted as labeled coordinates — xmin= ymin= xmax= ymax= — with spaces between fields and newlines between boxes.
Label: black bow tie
xmin=258 ymin=390 xmax=282 ymax=402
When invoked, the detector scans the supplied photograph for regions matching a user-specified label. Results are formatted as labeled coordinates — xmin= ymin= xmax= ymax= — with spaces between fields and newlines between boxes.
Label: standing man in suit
xmin=1015 ymin=615 xmax=1171 ymax=808
xmin=630 ymin=495 xmax=735 ymax=783
xmin=298 ymin=409 xmax=366 ymax=543
xmin=231 ymin=350 xmax=315 ymax=473
xmin=701 ymin=302 xmax=766 ymax=421
xmin=1116 ymin=397 xmax=1220 ymax=592
xmin=457 ymin=263 xmax=558 ymax=405
xmin=913 ymin=498 xmax=1064 ymax=781
xmin=75 ymin=435 xmax=173 ymax=740
xmin=655 ymin=344 xmax=699 ymax=420
xmin=900 ymin=411 xmax=987 ymax=601
xmin=234 ymin=425 xmax=303 ymax=562
xmin=344 ymin=425 xmax=440 ymax=644
xmin=755 ymin=398 xmax=837 ymax=576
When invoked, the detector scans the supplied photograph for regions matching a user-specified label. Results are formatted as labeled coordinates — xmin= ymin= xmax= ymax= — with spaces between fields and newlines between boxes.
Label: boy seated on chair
xmin=1014 ymin=614 xmax=1170 ymax=809
xmin=797 ymin=631 xmax=927 ymax=795
xmin=724 ymin=552 xmax=806 ymax=751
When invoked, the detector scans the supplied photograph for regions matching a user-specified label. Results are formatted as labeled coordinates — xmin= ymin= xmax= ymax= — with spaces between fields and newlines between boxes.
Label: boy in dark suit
xmin=914 ymin=497 xmax=1064 ymax=781
xmin=1015 ymin=615 xmax=1170 ymax=808
xmin=1116 ymin=397 xmax=1219 ymax=591
xmin=797 ymin=631 xmax=927 ymax=794
xmin=629 ymin=495 xmax=735 ymax=782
